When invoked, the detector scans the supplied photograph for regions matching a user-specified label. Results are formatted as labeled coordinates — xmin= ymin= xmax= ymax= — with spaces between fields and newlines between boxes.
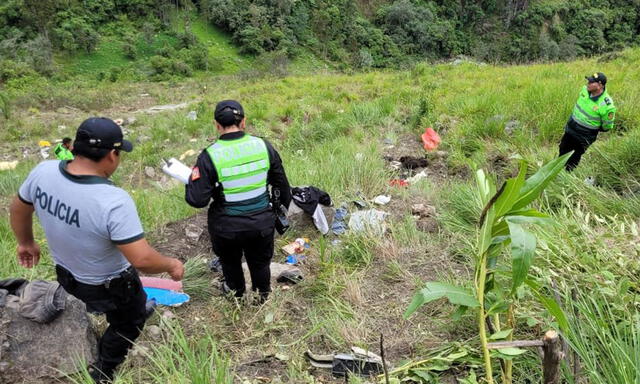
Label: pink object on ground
xmin=421 ymin=127 xmax=441 ymax=151
xmin=140 ymin=276 xmax=183 ymax=291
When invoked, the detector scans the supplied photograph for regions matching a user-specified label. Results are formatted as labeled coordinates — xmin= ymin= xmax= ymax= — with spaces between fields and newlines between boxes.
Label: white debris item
xmin=186 ymin=111 xmax=197 ymax=120
xmin=348 ymin=209 xmax=388 ymax=235
xmin=0 ymin=161 xmax=18 ymax=171
xmin=162 ymin=158 xmax=192 ymax=184
xmin=373 ymin=195 xmax=391 ymax=205
xmin=407 ymin=170 xmax=428 ymax=184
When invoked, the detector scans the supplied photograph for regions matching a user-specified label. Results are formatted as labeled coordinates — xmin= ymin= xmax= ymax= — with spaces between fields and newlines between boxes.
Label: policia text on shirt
xmin=186 ymin=100 xmax=291 ymax=301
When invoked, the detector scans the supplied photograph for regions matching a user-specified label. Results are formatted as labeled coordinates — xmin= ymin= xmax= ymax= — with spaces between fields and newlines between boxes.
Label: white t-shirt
xmin=19 ymin=160 xmax=144 ymax=285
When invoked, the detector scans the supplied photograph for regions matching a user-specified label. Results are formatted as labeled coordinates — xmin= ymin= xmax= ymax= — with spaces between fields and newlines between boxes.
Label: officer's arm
xmin=9 ymin=196 xmax=35 ymax=245
xmin=602 ymin=105 xmax=616 ymax=131
xmin=264 ymin=141 xmax=292 ymax=207
xmin=185 ymin=150 xmax=217 ymax=208
xmin=117 ymin=239 xmax=184 ymax=280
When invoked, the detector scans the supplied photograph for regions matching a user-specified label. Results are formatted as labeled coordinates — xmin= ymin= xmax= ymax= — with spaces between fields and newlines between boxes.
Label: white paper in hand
xmin=162 ymin=158 xmax=192 ymax=184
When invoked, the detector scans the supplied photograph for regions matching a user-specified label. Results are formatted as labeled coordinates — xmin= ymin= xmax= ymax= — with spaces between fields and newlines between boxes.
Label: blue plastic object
xmin=143 ymin=287 xmax=190 ymax=307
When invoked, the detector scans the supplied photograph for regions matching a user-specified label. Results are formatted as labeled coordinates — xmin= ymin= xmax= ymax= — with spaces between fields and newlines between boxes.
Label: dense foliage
xmin=1 ymin=0 xmax=639 ymax=81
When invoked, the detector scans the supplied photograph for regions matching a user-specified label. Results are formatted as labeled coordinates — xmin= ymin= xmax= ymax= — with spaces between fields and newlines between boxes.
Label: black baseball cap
xmin=74 ymin=117 xmax=133 ymax=152
xmin=586 ymin=72 xmax=607 ymax=85
xmin=214 ymin=100 xmax=244 ymax=127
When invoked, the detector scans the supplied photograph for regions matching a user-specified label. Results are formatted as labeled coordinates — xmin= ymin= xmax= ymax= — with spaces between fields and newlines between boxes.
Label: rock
xmin=184 ymin=225 xmax=204 ymax=241
xmin=146 ymin=325 xmax=162 ymax=337
xmin=0 ymin=295 xmax=98 ymax=383
xmin=287 ymin=203 xmax=335 ymax=234
xmin=137 ymin=134 xmax=151 ymax=143
xmin=124 ymin=117 xmax=137 ymax=126
xmin=504 ymin=120 xmax=521 ymax=135
xmin=411 ymin=203 xmax=436 ymax=218
xmin=161 ymin=310 xmax=176 ymax=321
xmin=144 ymin=166 xmax=156 ymax=178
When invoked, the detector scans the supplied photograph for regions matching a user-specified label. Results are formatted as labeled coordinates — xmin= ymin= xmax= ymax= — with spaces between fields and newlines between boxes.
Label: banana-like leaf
xmin=507 ymin=219 xmax=536 ymax=293
xmin=506 ymin=213 xmax=552 ymax=226
xmin=525 ymin=279 xmax=569 ymax=331
xmin=404 ymin=282 xmax=479 ymax=318
xmin=511 ymin=153 xmax=571 ymax=211
xmin=493 ymin=160 xmax=527 ymax=218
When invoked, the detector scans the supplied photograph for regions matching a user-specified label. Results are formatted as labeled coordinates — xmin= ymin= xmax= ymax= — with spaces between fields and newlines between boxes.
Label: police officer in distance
xmin=53 ymin=137 xmax=74 ymax=160
xmin=559 ymin=72 xmax=616 ymax=171
xmin=10 ymin=117 xmax=184 ymax=383
xmin=186 ymin=100 xmax=291 ymax=301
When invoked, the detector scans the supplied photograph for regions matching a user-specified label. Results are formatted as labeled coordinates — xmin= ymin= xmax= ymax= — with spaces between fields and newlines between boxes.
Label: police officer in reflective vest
xmin=559 ymin=72 xmax=616 ymax=171
xmin=53 ymin=137 xmax=74 ymax=160
xmin=186 ymin=100 xmax=291 ymax=300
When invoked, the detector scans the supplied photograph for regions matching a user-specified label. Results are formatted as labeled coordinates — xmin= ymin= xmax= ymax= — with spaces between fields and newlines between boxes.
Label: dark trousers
xmin=211 ymin=229 xmax=274 ymax=298
xmin=56 ymin=265 xmax=147 ymax=373
xmin=559 ymin=131 xmax=589 ymax=171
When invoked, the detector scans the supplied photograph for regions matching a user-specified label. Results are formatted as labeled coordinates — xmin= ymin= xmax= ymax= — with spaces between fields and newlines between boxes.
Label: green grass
xmin=3 ymin=46 xmax=640 ymax=383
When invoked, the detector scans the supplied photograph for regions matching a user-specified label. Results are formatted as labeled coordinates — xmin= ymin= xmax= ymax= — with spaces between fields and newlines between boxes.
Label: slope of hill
xmin=0 ymin=46 xmax=639 ymax=383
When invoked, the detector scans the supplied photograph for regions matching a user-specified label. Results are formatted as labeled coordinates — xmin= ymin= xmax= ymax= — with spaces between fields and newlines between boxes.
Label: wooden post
xmin=542 ymin=330 xmax=563 ymax=384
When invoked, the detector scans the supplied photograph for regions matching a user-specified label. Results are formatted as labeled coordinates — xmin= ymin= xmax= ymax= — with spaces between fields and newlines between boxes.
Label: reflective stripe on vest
xmin=206 ymin=135 xmax=270 ymax=205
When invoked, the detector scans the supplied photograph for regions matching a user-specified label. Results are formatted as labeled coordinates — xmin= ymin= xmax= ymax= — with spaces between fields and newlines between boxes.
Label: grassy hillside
xmin=1 ymin=48 xmax=639 ymax=383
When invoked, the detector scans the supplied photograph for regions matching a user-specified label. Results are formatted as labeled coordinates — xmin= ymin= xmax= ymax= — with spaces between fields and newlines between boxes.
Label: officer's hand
xmin=17 ymin=242 xmax=41 ymax=268
xmin=168 ymin=258 xmax=185 ymax=281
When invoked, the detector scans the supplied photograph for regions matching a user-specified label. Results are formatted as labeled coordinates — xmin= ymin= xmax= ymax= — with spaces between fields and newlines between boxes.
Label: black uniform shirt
xmin=185 ymin=131 xmax=291 ymax=234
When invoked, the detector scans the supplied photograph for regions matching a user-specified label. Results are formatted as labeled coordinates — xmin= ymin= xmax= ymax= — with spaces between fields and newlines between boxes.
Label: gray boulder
xmin=0 ymin=295 xmax=98 ymax=383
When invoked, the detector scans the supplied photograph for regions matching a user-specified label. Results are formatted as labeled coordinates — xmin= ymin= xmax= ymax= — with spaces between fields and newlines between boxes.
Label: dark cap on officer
xmin=73 ymin=117 xmax=134 ymax=153
xmin=214 ymin=100 xmax=244 ymax=127
xmin=586 ymin=72 xmax=607 ymax=86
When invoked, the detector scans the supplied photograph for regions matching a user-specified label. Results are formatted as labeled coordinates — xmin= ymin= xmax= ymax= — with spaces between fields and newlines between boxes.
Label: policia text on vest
xmin=559 ymin=72 xmax=616 ymax=171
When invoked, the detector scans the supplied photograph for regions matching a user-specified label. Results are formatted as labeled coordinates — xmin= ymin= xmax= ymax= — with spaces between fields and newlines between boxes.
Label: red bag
xmin=421 ymin=127 xmax=441 ymax=151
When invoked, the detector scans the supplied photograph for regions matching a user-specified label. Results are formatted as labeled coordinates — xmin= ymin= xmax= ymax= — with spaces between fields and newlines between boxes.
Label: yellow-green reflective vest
xmin=571 ymin=86 xmax=616 ymax=131
xmin=206 ymin=134 xmax=270 ymax=215
xmin=53 ymin=143 xmax=74 ymax=161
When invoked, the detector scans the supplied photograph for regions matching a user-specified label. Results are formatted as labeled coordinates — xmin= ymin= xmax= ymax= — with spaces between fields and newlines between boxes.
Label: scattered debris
xmin=389 ymin=179 xmax=409 ymax=188
xmin=186 ymin=111 xmax=197 ymax=121
xmin=38 ymin=140 xmax=51 ymax=147
xmin=407 ymin=171 xmax=428 ymax=184
xmin=57 ymin=125 xmax=66 ymax=132
xmin=305 ymin=347 xmax=384 ymax=377
xmin=332 ymin=207 xmax=348 ymax=235
xmin=389 ymin=160 xmax=402 ymax=170
xmin=400 ymin=156 xmax=428 ymax=169
xmin=285 ymin=254 xmax=305 ymax=265
xmin=208 ymin=257 xmax=222 ymax=273
xmin=349 ymin=209 xmax=387 ymax=235
xmin=143 ymin=287 xmax=190 ymax=307
xmin=421 ymin=127 xmax=441 ymax=151
xmin=179 ymin=149 xmax=197 ymax=161
xmin=584 ymin=176 xmax=596 ymax=186
xmin=276 ymin=269 xmax=303 ymax=285
xmin=144 ymin=166 xmax=156 ymax=178
xmin=0 ymin=161 xmax=18 ymax=171
xmin=373 ymin=195 xmax=391 ymax=205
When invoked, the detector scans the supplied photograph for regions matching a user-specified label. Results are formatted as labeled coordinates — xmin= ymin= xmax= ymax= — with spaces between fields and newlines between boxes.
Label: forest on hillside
xmin=1 ymin=0 xmax=639 ymax=82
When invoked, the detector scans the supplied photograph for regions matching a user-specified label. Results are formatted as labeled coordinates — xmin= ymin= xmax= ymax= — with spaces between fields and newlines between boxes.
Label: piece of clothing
xmin=206 ymin=134 xmax=271 ymax=215
xmin=559 ymin=130 xmax=588 ymax=171
xmin=56 ymin=265 xmax=147 ymax=374
xmin=53 ymin=143 xmax=74 ymax=161
xmin=211 ymin=229 xmax=274 ymax=298
xmin=18 ymin=160 xmax=144 ymax=285
xmin=185 ymin=131 xmax=291 ymax=234
xmin=291 ymin=186 xmax=332 ymax=234
xmin=569 ymin=85 xmax=616 ymax=135
xmin=0 ymin=278 xmax=67 ymax=323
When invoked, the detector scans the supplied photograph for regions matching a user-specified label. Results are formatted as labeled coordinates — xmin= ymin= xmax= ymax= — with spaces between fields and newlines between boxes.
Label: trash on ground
xmin=421 ymin=127 xmax=441 ymax=151
xmin=584 ymin=176 xmax=596 ymax=186
xmin=389 ymin=179 xmax=409 ymax=187
xmin=140 ymin=276 xmax=183 ymax=291
xmin=291 ymin=186 xmax=332 ymax=234
xmin=0 ymin=160 xmax=18 ymax=171
xmin=349 ymin=209 xmax=387 ymax=235
xmin=38 ymin=140 xmax=51 ymax=147
xmin=186 ymin=111 xmax=197 ymax=120
xmin=179 ymin=149 xmax=198 ymax=161
xmin=407 ymin=170 xmax=428 ymax=184
xmin=208 ymin=257 xmax=222 ymax=273
xmin=161 ymin=158 xmax=192 ymax=184
xmin=282 ymin=238 xmax=309 ymax=255
xmin=276 ymin=269 xmax=303 ymax=284
xmin=285 ymin=254 xmax=305 ymax=265
xmin=355 ymin=153 xmax=364 ymax=161
xmin=373 ymin=195 xmax=391 ymax=205
xmin=332 ymin=206 xmax=348 ymax=235
xmin=144 ymin=166 xmax=156 ymax=178
xmin=389 ymin=160 xmax=402 ymax=170
xmin=400 ymin=156 xmax=428 ymax=169
xmin=305 ymin=347 xmax=384 ymax=377
xmin=142 ymin=287 xmax=190 ymax=307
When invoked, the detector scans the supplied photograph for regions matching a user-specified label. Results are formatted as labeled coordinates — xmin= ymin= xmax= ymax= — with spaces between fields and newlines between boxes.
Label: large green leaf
xmin=493 ymin=160 xmax=527 ymax=218
xmin=404 ymin=282 xmax=479 ymax=318
xmin=507 ymin=219 xmax=536 ymax=293
xmin=511 ymin=153 xmax=571 ymax=211
xmin=525 ymin=279 xmax=569 ymax=331
xmin=506 ymin=213 xmax=552 ymax=226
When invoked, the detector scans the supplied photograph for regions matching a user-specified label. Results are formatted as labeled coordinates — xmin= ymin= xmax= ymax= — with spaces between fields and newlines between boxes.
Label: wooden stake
xmin=380 ymin=333 xmax=390 ymax=384
xmin=542 ymin=330 xmax=563 ymax=384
